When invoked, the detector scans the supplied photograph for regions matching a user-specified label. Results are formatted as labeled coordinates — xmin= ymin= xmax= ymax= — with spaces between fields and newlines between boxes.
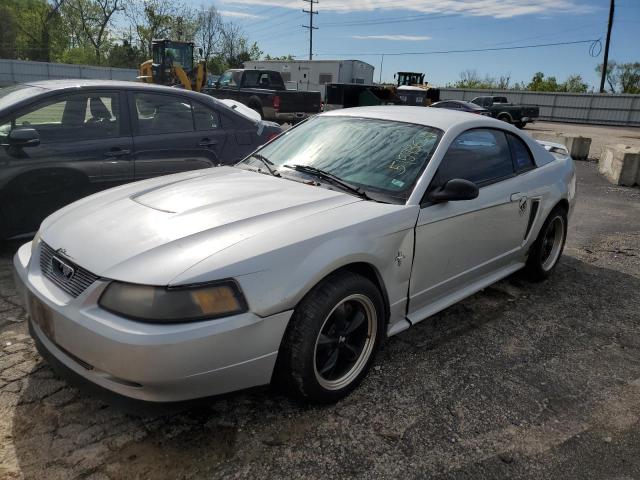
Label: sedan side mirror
xmin=8 ymin=128 xmax=40 ymax=147
xmin=427 ymin=178 xmax=479 ymax=203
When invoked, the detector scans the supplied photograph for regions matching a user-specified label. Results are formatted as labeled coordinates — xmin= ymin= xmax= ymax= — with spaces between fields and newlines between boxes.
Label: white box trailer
xmin=242 ymin=59 xmax=375 ymax=99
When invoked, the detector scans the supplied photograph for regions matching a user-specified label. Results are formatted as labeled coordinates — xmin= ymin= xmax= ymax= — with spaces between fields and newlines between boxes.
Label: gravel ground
xmin=1 ymin=133 xmax=639 ymax=479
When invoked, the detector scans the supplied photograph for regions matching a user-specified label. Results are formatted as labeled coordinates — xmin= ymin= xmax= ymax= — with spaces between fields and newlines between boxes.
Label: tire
xmin=515 ymin=121 xmax=527 ymax=129
xmin=523 ymin=206 xmax=568 ymax=281
xmin=497 ymin=113 xmax=512 ymax=124
xmin=275 ymin=271 xmax=385 ymax=403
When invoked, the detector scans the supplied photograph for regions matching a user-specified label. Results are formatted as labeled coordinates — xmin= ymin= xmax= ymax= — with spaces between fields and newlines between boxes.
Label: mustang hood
xmin=40 ymin=167 xmax=359 ymax=285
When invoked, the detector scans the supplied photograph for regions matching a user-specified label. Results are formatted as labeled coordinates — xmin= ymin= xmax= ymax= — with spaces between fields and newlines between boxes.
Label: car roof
xmin=22 ymin=79 xmax=200 ymax=95
xmin=320 ymin=105 xmax=502 ymax=131
xmin=5 ymin=79 xmax=255 ymax=122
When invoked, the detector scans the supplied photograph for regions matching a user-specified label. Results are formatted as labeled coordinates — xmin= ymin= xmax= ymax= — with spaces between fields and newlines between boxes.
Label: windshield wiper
xmin=248 ymin=153 xmax=280 ymax=177
xmin=283 ymin=164 xmax=370 ymax=200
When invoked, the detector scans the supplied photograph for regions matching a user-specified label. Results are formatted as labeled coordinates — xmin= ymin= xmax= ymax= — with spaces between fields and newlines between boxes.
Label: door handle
xmin=104 ymin=148 xmax=130 ymax=158
xmin=510 ymin=192 xmax=527 ymax=202
xmin=198 ymin=139 xmax=218 ymax=147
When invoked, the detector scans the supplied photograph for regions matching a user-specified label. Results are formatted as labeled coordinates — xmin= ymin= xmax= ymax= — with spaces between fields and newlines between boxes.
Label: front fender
xmin=171 ymin=204 xmax=419 ymax=326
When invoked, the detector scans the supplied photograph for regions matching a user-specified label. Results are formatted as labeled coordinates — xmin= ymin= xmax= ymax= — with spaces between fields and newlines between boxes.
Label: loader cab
xmin=396 ymin=72 xmax=425 ymax=87
xmin=151 ymin=39 xmax=195 ymax=86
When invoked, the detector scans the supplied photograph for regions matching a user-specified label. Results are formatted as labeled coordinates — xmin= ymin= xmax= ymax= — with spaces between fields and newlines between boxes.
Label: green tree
xmin=597 ymin=62 xmax=640 ymax=94
xmin=8 ymin=0 xmax=68 ymax=61
xmin=107 ymin=40 xmax=146 ymax=68
xmin=65 ymin=0 xmax=124 ymax=64
xmin=264 ymin=54 xmax=295 ymax=61
xmin=562 ymin=74 xmax=588 ymax=93
xmin=527 ymin=72 xmax=560 ymax=91
xmin=0 ymin=4 xmax=19 ymax=59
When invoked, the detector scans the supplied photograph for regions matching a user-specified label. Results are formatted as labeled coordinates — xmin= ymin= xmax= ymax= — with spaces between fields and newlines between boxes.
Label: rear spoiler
xmin=536 ymin=140 xmax=570 ymax=157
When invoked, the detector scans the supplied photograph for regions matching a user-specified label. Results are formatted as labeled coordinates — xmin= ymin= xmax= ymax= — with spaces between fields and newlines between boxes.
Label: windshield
xmin=0 ymin=84 xmax=46 ymax=111
xmin=238 ymin=116 xmax=442 ymax=203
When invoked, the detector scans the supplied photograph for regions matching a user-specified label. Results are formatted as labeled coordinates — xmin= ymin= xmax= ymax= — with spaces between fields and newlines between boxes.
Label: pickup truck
xmin=204 ymin=69 xmax=322 ymax=124
xmin=470 ymin=96 xmax=539 ymax=129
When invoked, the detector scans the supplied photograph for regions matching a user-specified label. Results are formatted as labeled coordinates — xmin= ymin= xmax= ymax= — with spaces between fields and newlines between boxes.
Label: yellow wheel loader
xmin=394 ymin=72 xmax=440 ymax=107
xmin=138 ymin=39 xmax=207 ymax=92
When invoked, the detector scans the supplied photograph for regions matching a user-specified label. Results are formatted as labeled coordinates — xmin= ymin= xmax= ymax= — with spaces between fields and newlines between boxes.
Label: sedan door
xmin=407 ymin=128 xmax=531 ymax=323
xmin=0 ymin=91 xmax=132 ymax=238
xmin=130 ymin=92 xmax=227 ymax=180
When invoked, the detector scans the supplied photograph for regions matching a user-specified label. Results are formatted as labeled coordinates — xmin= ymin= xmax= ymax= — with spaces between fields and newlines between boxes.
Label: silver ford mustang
xmin=13 ymin=107 xmax=576 ymax=403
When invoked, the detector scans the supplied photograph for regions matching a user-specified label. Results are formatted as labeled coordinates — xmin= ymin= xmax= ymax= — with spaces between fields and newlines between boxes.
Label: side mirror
xmin=8 ymin=128 xmax=40 ymax=147
xmin=427 ymin=178 xmax=479 ymax=203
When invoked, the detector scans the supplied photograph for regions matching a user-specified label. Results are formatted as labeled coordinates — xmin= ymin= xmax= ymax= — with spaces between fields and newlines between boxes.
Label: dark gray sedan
xmin=0 ymin=80 xmax=282 ymax=240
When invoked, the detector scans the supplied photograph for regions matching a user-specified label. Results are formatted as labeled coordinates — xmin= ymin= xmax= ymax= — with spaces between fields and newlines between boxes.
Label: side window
xmin=436 ymin=129 xmax=514 ymax=186
xmin=218 ymin=71 xmax=236 ymax=87
xmin=193 ymin=102 xmax=220 ymax=130
xmin=507 ymin=133 xmax=536 ymax=173
xmin=134 ymin=93 xmax=194 ymax=135
xmin=10 ymin=93 xmax=120 ymax=143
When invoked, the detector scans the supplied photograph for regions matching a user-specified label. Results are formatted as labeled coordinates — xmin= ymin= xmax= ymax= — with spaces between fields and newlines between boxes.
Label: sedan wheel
xmin=313 ymin=294 xmax=377 ymax=391
xmin=275 ymin=272 xmax=384 ymax=403
xmin=524 ymin=206 xmax=567 ymax=281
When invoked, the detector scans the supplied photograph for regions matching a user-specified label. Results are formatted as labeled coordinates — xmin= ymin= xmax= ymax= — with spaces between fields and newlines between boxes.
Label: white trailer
xmin=242 ymin=59 xmax=375 ymax=99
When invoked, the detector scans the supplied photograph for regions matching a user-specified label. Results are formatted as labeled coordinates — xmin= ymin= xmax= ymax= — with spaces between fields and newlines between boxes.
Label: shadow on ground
xmin=6 ymin=254 xmax=640 ymax=479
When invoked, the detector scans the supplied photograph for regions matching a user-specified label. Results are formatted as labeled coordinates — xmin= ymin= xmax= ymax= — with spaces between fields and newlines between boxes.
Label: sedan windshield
xmin=239 ymin=116 xmax=442 ymax=203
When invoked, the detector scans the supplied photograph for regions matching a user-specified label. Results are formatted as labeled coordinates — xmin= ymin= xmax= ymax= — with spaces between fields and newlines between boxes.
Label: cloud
xmin=219 ymin=10 xmax=263 ymax=19
xmin=352 ymin=35 xmax=431 ymax=41
xmin=220 ymin=0 xmax=597 ymax=18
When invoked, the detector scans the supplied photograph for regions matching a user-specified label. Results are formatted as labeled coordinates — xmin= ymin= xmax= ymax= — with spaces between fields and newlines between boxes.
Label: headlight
xmin=31 ymin=230 xmax=41 ymax=255
xmin=98 ymin=280 xmax=247 ymax=323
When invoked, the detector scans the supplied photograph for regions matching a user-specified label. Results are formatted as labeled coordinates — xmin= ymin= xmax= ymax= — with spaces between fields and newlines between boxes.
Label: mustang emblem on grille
xmin=51 ymin=256 xmax=75 ymax=281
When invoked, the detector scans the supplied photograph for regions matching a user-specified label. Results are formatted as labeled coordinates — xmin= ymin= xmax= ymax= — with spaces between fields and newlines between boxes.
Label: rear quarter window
xmin=507 ymin=133 xmax=536 ymax=172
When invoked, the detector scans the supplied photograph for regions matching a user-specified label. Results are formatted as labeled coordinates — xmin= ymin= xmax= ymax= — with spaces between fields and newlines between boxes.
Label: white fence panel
xmin=439 ymin=88 xmax=640 ymax=126
xmin=0 ymin=59 xmax=138 ymax=86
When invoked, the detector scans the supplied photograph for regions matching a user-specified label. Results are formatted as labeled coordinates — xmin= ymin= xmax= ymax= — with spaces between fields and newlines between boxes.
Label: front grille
xmin=40 ymin=243 xmax=99 ymax=298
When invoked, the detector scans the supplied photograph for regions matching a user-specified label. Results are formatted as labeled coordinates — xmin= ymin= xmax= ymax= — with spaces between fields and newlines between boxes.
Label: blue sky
xmin=195 ymin=0 xmax=639 ymax=88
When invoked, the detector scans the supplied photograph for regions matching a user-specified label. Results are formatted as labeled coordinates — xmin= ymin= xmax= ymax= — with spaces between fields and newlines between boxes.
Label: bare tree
xmin=67 ymin=0 xmax=123 ymax=63
xmin=125 ymin=0 xmax=196 ymax=57
xmin=195 ymin=6 xmax=222 ymax=60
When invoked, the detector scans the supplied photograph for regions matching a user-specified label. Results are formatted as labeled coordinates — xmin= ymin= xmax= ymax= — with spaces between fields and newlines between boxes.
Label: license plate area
xmin=28 ymin=293 xmax=55 ymax=341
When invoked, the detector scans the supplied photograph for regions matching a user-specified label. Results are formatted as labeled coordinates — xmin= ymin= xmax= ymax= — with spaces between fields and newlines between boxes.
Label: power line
xmin=319 ymin=12 xmax=459 ymax=28
xmin=294 ymin=38 xmax=601 ymax=58
xmin=302 ymin=0 xmax=318 ymax=60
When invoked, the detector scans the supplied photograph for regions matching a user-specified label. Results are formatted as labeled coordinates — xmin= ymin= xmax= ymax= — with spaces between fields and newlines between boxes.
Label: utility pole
xmin=599 ymin=0 xmax=615 ymax=93
xmin=302 ymin=0 xmax=318 ymax=60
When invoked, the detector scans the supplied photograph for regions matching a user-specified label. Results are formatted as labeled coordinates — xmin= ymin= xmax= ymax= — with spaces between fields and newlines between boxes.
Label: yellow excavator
xmin=138 ymin=39 xmax=207 ymax=92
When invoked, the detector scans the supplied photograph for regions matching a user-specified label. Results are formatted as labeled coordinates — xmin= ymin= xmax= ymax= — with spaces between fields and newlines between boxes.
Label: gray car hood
xmin=40 ymin=167 xmax=360 ymax=284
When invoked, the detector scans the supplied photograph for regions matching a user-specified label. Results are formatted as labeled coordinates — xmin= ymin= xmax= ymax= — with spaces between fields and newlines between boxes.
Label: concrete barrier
xmin=562 ymin=135 xmax=592 ymax=161
xmin=599 ymin=144 xmax=640 ymax=186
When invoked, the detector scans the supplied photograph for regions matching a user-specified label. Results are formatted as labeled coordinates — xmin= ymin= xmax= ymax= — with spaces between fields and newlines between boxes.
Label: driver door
xmin=407 ymin=128 xmax=530 ymax=322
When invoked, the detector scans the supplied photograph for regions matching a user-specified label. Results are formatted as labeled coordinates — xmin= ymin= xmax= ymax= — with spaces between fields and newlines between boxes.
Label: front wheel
xmin=275 ymin=271 xmax=384 ymax=403
xmin=515 ymin=121 xmax=527 ymax=129
xmin=524 ymin=206 xmax=567 ymax=281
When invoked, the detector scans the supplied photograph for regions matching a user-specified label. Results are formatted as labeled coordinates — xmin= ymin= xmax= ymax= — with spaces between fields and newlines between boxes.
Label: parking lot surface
xmin=1 ymin=126 xmax=639 ymax=479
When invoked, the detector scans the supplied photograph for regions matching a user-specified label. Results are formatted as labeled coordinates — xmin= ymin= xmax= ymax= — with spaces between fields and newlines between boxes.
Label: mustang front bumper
xmin=13 ymin=242 xmax=292 ymax=402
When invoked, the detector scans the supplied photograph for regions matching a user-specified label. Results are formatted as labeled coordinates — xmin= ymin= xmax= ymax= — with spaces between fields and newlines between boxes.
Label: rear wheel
xmin=524 ymin=207 xmax=567 ymax=281
xmin=275 ymin=271 xmax=384 ymax=403
xmin=497 ymin=113 xmax=512 ymax=124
